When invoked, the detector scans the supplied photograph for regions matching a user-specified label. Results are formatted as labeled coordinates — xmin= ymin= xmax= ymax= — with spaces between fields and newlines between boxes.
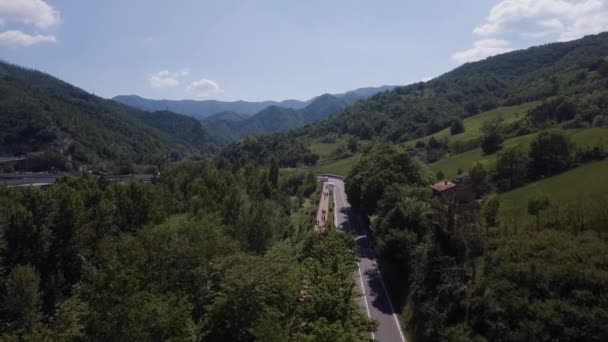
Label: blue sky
xmin=1 ymin=0 xmax=608 ymax=101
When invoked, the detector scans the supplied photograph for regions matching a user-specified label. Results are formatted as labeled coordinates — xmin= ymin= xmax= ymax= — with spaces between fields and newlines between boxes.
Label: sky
xmin=1 ymin=0 xmax=608 ymax=101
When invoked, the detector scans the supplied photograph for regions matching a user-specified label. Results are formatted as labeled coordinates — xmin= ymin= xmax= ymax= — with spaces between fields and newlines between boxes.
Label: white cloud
xmin=451 ymin=38 xmax=514 ymax=64
xmin=0 ymin=0 xmax=60 ymax=29
xmin=0 ymin=29 xmax=55 ymax=46
xmin=473 ymin=0 xmax=608 ymax=41
xmin=186 ymin=78 xmax=223 ymax=98
xmin=148 ymin=68 xmax=190 ymax=88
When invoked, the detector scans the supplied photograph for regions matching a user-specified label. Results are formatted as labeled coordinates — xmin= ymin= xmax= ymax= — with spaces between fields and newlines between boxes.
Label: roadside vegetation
xmin=345 ymin=143 xmax=608 ymax=341
xmin=0 ymin=161 xmax=375 ymax=341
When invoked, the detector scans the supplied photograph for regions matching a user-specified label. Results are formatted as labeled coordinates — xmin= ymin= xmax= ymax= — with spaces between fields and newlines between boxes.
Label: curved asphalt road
xmin=330 ymin=177 xmax=407 ymax=342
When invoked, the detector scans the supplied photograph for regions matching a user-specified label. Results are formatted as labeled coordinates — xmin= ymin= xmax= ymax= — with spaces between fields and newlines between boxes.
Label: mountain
xmin=223 ymin=32 xmax=608 ymax=166
xmin=295 ymin=32 xmax=608 ymax=143
xmin=0 ymin=61 xmax=215 ymax=171
xmin=112 ymin=95 xmax=309 ymax=120
xmin=205 ymin=111 xmax=248 ymax=122
xmin=203 ymin=92 xmax=371 ymax=141
xmin=114 ymin=85 xmax=395 ymax=121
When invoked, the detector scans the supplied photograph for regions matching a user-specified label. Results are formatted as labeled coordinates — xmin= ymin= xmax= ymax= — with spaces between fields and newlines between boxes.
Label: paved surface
xmin=314 ymin=182 xmax=330 ymax=232
xmin=0 ymin=173 xmax=155 ymax=188
xmin=330 ymin=177 xmax=407 ymax=342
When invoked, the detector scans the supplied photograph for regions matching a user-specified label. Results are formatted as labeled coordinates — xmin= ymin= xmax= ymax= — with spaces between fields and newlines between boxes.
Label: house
xmin=431 ymin=180 xmax=456 ymax=199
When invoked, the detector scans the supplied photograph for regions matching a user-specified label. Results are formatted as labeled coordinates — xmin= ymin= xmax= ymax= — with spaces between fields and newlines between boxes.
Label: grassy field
xmin=310 ymin=141 xmax=340 ymax=160
xmin=428 ymin=127 xmax=608 ymax=178
xmin=312 ymin=154 xmax=361 ymax=176
xmin=405 ymin=102 xmax=539 ymax=148
xmin=498 ymin=159 xmax=608 ymax=226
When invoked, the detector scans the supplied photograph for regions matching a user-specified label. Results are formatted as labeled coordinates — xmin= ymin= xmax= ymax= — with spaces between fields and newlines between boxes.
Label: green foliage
xmin=348 ymin=144 xmax=608 ymax=341
xmin=482 ymin=195 xmax=500 ymax=228
xmin=3 ymin=265 xmax=41 ymax=332
xmin=345 ymin=143 xmax=428 ymax=216
xmin=0 ymin=160 xmax=373 ymax=339
xmin=528 ymin=131 xmax=575 ymax=178
xmin=496 ymin=147 xmax=529 ymax=191
xmin=450 ymin=118 xmax=465 ymax=135
xmin=0 ymin=61 xmax=217 ymax=171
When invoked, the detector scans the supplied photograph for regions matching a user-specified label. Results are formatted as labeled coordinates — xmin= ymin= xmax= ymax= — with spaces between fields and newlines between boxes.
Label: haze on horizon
xmin=1 ymin=0 xmax=608 ymax=101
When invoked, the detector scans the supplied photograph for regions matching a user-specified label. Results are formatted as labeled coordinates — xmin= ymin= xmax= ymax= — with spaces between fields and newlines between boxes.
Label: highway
xmin=330 ymin=177 xmax=407 ymax=342
xmin=0 ymin=173 xmax=155 ymax=188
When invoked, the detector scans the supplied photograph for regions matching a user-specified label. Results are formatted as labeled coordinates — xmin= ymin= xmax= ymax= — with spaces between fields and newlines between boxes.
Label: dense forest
xmin=0 ymin=160 xmax=375 ymax=341
xmin=0 ymin=61 xmax=217 ymax=172
xmin=346 ymin=143 xmax=608 ymax=341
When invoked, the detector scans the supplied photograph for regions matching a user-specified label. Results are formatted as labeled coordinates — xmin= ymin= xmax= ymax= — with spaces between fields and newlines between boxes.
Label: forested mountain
xmin=299 ymin=32 xmax=608 ymax=143
xmin=114 ymin=85 xmax=395 ymax=120
xmin=113 ymin=94 xmax=309 ymax=120
xmin=203 ymin=92 xmax=369 ymax=142
xmin=225 ymin=32 xmax=608 ymax=165
xmin=0 ymin=61 xmax=216 ymax=172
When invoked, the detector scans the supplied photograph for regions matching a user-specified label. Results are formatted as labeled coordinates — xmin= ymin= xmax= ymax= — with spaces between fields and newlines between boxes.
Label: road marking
xmin=358 ymin=263 xmax=375 ymax=341
xmin=333 ymin=178 xmax=407 ymax=342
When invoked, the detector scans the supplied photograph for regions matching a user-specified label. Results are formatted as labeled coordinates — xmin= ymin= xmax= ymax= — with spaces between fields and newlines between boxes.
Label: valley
xmin=1 ymin=11 xmax=608 ymax=341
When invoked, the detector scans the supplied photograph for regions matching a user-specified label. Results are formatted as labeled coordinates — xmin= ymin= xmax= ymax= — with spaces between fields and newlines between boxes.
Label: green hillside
xmin=0 ymin=61 xmax=214 ymax=171
xmin=405 ymin=101 xmax=540 ymax=147
xmin=429 ymin=126 xmax=608 ymax=178
xmin=499 ymin=159 xmax=608 ymax=226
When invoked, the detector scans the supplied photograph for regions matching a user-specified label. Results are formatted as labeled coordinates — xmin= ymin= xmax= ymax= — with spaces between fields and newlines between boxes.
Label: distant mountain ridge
xmin=112 ymin=85 xmax=396 ymax=120
xmin=202 ymin=89 xmax=387 ymax=142
xmin=112 ymin=95 xmax=310 ymax=120
xmin=114 ymin=85 xmax=396 ymax=142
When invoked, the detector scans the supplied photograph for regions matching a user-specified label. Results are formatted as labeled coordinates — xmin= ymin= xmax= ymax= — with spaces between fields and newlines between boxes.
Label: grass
xmin=310 ymin=141 xmax=340 ymax=160
xmin=428 ymin=127 xmax=608 ymax=178
xmin=312 ymin=154 xmax=361 ymax=176
xmin=405 ymin=102 xmax=539 ymax=148
xmin=498 ymin=159 xmax=608 ymax=226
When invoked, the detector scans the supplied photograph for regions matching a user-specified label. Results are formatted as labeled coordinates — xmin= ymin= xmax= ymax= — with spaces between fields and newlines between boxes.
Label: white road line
xmin=334 ymin=178 xmax=407 ymax=342
xmin=358 ymin=263 xmax=375 ymax=341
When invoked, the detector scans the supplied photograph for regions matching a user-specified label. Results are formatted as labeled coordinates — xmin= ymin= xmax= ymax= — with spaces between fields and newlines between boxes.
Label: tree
xmin=4 ymin=265 xmax=42 ymax=332
xmin=450 ymin=118 xmax=465 ymax=135
xmin=428 ymin=137 xmax=440 ymax=149
xmin=480 ymin=117 xmax=504 ymax=154
xmin=470 ymin=163 xmax=490 ymax=197
xmin=528 ymin=131 xmax=574 ymax=179
xmin=268 ymin=157 xmax=279 ymax=188
xmin=482 ymin=196 xmax=500 ymax=228
xmin=528 ymin=197 xmax=550 ymax=229
xmin=436 ymin=170 xmax=445 ymax=181
xmin=347 ymin=136 xmax=359 ymax=153
xmin=346 ymin=143 xmax=427 ymax=217
xmin=496 ymin=147 xmax=528 ymax=190
xmin=481 ymin=133 xmax=504 ymax=155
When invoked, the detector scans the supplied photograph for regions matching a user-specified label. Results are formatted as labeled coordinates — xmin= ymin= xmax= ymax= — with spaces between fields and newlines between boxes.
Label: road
xmin=330 ymin=177 xmax=407 ymax=342
xmin=0 ymin=173 xmax=155 ymax=188
xmin=314 ymin=182 xmax=330 ymax=232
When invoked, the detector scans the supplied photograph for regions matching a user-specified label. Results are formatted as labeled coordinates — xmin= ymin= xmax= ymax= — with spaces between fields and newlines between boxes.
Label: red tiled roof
xmin=431 ymin=180 xmax=456 ymax=192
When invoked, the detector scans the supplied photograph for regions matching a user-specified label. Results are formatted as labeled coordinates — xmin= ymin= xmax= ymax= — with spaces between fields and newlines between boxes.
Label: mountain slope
xmin=299 ymin=32 xmax=608 ymax=143
xmin=114 ymin=85 xmax=395 ymax=124
xmin=0 ymin=61 xmax=214 ymax=170
xmin=113 ymin=95 xmax=309 ymax=119
xmin=203 ymin=92 xmax=368 ymax=141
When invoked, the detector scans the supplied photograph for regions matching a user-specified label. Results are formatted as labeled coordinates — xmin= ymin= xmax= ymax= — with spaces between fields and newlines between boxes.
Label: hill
xmin=205 ymin=92 xmax=371 ymax=142
xmin=297 ymin=32 xmax=608 ymax=143
xmin=113 ymin=94 xmax=309 ymax=120
xmin=0 ymin=61 xmax=215 ymax=171
xmin=114 ymin=85 xmax=395 ymax=120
